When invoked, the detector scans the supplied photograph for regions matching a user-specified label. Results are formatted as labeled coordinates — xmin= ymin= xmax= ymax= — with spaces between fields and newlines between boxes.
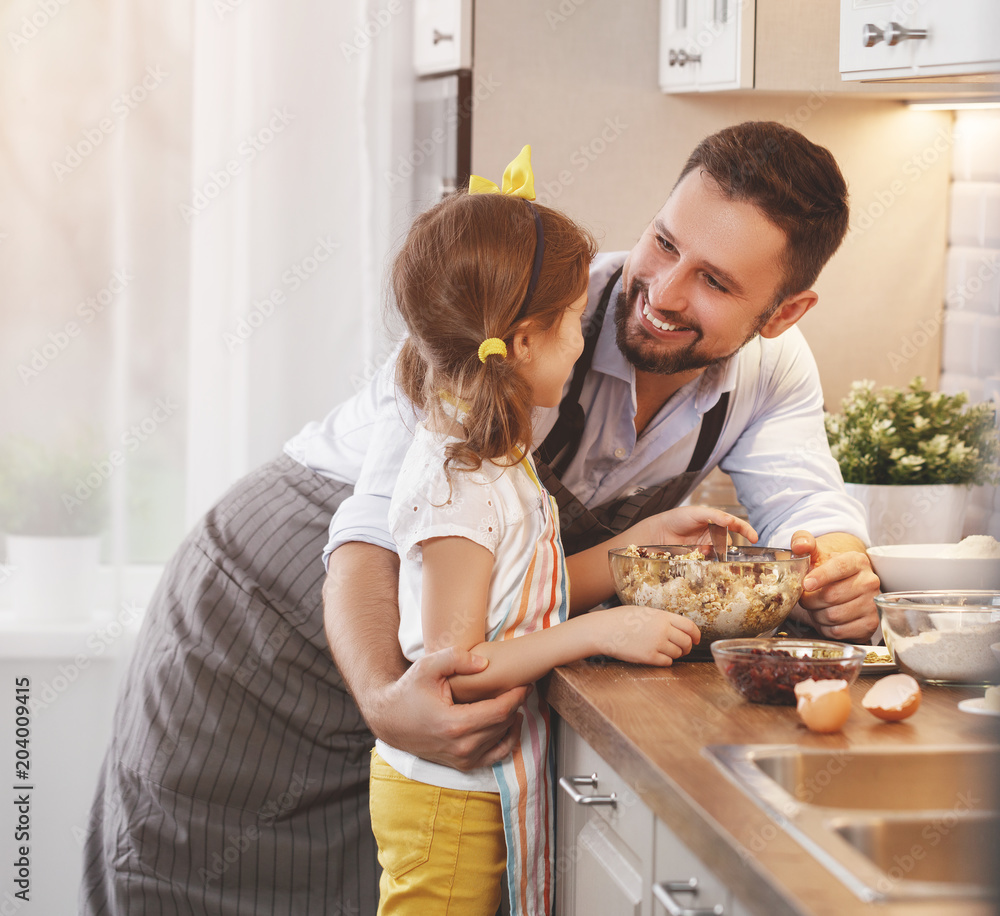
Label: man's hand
xmin=324 ymin=543 xmax=526 ymax=771
xmin=371 ymin=647 xmax=528 ymax=771
xmin=788 ymin=530 xmax=880 ymax=641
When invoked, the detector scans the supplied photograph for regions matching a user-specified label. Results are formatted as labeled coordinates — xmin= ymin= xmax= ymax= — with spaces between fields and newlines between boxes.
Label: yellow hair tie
xmin=478 ymin=338 xmax=507 ymax=363
xmin=468 ymin=144 xmax=536 ymax=200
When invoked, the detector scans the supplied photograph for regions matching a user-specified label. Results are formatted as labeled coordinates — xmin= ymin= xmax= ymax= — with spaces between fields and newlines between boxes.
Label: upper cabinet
xmin=840 ymin=0 xmax=1000 ymax=83
xmin=659 ymin=0 xmax=755 ymax=92
xmin=413 ymin=0 xmax=473 ymax=77
xmin=659 ymin=0 xmax=999 ymax=95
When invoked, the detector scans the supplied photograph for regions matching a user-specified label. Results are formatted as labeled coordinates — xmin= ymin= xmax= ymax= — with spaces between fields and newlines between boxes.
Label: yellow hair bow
xmin=468 ymin=144 xmax=536 ymax=200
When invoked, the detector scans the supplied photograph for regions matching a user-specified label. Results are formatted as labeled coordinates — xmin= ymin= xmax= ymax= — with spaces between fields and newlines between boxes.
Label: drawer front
xmin=653 ymin=817 xmax=730 ymax=914
xmin=840 ymin=0 xmax=1000 ymax=79
xmin=559 ymin=720 xmax=655 ymax=844
xmin=556 ymin=719 xmax=656 ymax=916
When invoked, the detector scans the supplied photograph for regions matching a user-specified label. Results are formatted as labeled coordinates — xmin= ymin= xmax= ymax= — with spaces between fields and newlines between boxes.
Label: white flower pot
xmin=844 ymin=483 xmax=970 ymax=547
xmin=4 ymin=535 xmax=101 ymax=622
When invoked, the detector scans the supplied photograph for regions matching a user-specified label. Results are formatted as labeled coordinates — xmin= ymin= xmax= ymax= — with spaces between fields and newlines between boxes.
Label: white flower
xmin=948 ymin=442 xmax=973 ymax=463
xmin=925 ymin=434 xmax=951 ymax=456
xmin=439 ymin=494 xmax=465 ymax=517
xmin=478 ymin=513 xmax=499 ymax=544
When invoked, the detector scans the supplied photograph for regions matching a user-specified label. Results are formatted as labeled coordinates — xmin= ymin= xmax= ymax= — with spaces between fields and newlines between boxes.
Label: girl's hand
xmin=595 ymin=606 xmax=700 ymax=665
xmin=630 ymin=506 xmax=757 ymax=549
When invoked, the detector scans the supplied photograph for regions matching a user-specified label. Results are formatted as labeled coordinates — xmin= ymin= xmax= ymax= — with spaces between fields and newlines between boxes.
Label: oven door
xmin=412 ymin=71 xmax=472 ymax=206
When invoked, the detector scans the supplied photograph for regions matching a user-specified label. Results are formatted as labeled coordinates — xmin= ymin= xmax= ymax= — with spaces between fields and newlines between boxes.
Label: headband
xmin=468 ymin=144 xmax=546 ymax=315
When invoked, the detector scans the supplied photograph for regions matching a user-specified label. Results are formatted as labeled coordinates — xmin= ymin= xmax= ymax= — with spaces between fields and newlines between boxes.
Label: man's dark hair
xmin=676 ymin=121 xmax=850 ymax=302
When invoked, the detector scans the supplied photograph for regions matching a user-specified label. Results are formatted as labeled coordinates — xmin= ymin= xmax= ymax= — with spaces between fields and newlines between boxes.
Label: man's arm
xmin=720 ymin=331 xmax=877 ymax=639
xmin=323 ymin=541 xmax=527 ymax=770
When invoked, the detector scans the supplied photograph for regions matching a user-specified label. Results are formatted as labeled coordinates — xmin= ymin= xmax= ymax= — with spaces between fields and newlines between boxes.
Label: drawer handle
xmin=558 ymin=774 xmax=617 ymax=807
xmin=653 ymin=878 xmax=724 ymax=916
xmin=432 ymin=29 xmax=454 ymax=45
xmin=862 ymin=21 xmax=928 ymax=47
xmin=668 ymin=48 xmax=702 ymax=67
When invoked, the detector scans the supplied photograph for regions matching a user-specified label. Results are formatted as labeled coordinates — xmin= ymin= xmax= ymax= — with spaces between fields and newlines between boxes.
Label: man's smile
xmin=634 ymin=286 xmax=697 ymax=337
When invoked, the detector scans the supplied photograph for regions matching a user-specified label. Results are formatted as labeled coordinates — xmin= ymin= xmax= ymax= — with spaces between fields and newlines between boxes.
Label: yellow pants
xmin=369 ymin=749 xmax=507 ymax=916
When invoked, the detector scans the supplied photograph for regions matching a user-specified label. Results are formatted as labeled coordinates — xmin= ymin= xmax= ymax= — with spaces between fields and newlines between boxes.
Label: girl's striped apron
xmin=490 ymin=450 xmax=569 ymax=916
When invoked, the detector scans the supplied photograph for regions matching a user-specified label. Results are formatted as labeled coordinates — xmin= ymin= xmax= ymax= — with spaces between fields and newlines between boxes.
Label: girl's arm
xmin=421 ymin=536 xmax=699 ymax=703
xmin=564 ymin=506 xmax=758 ymax=614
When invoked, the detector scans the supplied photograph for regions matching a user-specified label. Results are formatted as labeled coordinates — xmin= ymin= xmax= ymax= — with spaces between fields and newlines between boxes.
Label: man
xmin=82 ymin=121 xmax=879 ymax=916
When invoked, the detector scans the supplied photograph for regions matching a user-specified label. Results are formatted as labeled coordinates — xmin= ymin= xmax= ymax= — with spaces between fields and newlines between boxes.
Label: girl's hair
xmin=392 ymin=191 xmax=597 ymax=473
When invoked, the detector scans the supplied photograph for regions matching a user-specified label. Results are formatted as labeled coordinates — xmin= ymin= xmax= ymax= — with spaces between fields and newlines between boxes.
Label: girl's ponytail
xmin=445 ymin=344 xmax=533 ymax=474
xmin=395 ymin=338 xmax=427 ymax=413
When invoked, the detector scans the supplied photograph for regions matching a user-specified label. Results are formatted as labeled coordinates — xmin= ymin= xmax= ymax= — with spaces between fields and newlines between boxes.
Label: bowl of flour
xmin=869 ymin=535 xmax=1000 ymax=592
xmin=875 ymin=590 xmax=1000 ymax=685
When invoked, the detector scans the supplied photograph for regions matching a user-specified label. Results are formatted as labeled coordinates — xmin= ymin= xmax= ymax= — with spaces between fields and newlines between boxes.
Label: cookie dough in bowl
xmin=608 ymin=544 xmax=810 ymax=645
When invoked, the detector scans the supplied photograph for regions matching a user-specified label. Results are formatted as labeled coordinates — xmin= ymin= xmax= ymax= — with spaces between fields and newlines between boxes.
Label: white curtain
xmin=0 ymin=4 xmax=415 ymax=910
xmin=1 ymin=0 xmax=414 ymax=581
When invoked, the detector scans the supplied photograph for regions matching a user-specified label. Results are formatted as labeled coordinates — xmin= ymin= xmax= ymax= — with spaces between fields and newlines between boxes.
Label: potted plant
xmin=0 ymin=435 xmax=107 ymax=620
xmin=824 ymin=377 xmax=1000 ymax=545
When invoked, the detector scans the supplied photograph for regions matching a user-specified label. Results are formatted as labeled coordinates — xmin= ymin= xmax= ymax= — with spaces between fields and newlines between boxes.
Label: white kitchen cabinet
xmin=413 ymin=0 xmax=473 ymax=76
xmin=556 ymin=719 xmax=755 ymax=916
xmin=660 ymin=0 xmax=994 ymax=95
xmin=839 ymin=0 xmax=1000 ymax=83
xmin=659 ymin=0 xmax=755 ymax=92
xmin=654 ymin=817 xmax=745 ymax=915
xmin=555 ymin=718 xmax=655 ymax=915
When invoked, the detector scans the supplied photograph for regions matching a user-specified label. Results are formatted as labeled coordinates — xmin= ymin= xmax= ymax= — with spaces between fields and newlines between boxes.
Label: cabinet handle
xmin=884 ymin=21 xmax=928 ymax=46
xmin=861 ymin=21 xmax=928 ymax=47
xmin=432 ymin=29 xmax=454 ymax=45
xmin=668 ymin=48 xmax=702 ymax=67
xmin=653 ymin=878 xmax=725 ymax=916
xmin=558 ymin=774 xmax=617 ymax=807
xmin=713 ymin=0 xmax=727 ymax=25
xmin=861 ymin=23 xmax=883 ymax=47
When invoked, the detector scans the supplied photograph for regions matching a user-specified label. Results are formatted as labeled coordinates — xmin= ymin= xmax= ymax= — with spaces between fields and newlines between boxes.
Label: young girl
xmin=370 ymin=146 xmax=756 ymax=916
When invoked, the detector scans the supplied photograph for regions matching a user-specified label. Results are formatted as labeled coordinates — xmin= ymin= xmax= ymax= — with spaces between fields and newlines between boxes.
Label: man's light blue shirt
xmin=284 ymin=252 xmax=869 ymax=563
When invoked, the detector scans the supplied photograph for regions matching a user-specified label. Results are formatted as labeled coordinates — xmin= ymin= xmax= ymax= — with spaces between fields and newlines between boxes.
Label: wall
xmin=469 ymin=0 xmax=953 ymax=410
xmin=940 ymin=110 xmax=1000 ymax=536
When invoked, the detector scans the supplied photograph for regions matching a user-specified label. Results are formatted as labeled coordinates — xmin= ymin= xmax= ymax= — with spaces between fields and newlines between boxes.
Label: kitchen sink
xmin=750 ymin=745 xmax=999 ymax=811
xmin=831 ymin=812 xmax=1000 ymax=890
xmin=705 ymin=744 xmax=1000 ymax=901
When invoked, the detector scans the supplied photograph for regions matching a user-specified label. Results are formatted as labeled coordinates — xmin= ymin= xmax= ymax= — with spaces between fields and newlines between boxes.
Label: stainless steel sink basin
xmin=706 ymin=744 xmax=1000 ymax=902
xmin=751 ymin=744 xmax=1000 ymax=811
xmin=831 ymin=813 xmax=1000 ymax=891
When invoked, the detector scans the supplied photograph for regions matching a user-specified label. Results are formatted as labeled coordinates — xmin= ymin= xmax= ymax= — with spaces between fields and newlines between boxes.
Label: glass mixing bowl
xmin=710 ymin=637 xmax=866 ymax=705
xmin=608 ymin=544 xmax=809 ymax=645
xmin=875 ymin=590 xmax=1000 ymax=686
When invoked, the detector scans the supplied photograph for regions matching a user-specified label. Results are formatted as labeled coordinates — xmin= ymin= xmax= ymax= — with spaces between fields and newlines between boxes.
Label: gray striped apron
xmin=535 ymin=267 xmax=730 ymax=555
xmin=81 ymin=456 xmax=379 ymax=916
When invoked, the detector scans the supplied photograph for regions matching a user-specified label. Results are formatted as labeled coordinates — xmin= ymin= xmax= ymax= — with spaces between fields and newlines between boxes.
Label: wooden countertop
xmin=545 ymin=657 xmax=999 ymax=916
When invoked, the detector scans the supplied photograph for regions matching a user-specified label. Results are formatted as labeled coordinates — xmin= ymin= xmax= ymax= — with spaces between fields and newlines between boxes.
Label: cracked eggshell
xmin=794 ymin=678 xmax=852 ymax=733
xmin=862 ymin=673 xmax=921 ymax=721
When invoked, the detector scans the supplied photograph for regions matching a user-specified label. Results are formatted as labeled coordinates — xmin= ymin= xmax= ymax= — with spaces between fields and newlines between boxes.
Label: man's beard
xmin=613 ymin=286 xmax=774 ymax=376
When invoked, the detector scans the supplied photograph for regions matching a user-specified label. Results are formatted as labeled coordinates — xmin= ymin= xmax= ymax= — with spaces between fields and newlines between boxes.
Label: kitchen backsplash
xmin=940 ymin=110 xmax=1000 ymax=537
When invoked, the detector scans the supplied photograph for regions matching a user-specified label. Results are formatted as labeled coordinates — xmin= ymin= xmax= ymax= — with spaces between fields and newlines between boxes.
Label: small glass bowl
xmin=710 ymin=637 xmax=867 ymax=705
xmin=875 ymin=590 xmax=1000 ymax=686
xmin=608 ymin=545 xmax=809 ymax=645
